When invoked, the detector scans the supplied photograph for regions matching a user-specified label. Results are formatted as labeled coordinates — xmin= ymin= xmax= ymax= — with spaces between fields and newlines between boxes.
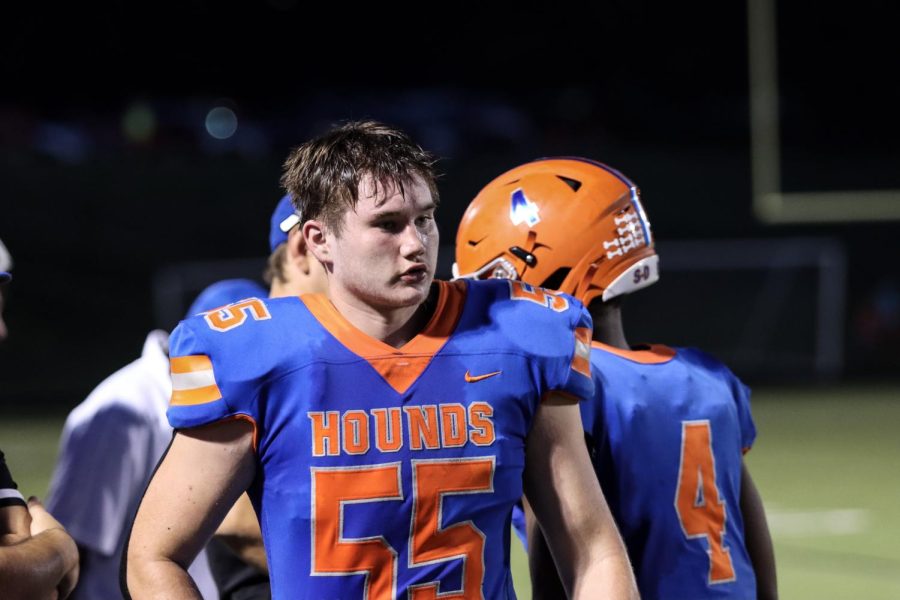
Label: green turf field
xmin=744 ymin=385 xmax=900 ymax=599
xmin=2 ymin=385 xmax=898 ymax=598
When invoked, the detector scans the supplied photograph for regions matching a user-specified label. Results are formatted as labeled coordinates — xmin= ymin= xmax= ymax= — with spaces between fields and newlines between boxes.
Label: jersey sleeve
xmin=731 ymin=375 xmax=757 ymax=452
xmin=546 ymin=300 xmax=595 ymax=403
xmin=683 ymin=346 xmax=758 ymax=453
xmin=0 ymin=450 xmax=26 ymax=508
xmin=166 ymin=316 xmax=262 ymax=430
xmin=493 ymin=280 xmax=595 ymax=403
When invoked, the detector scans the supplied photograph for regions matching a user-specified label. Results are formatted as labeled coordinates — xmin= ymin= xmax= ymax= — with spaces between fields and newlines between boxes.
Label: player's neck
xmin=269 ymin=278 xmax=316 ymax=299
xmin=329 ymin=284 xmax=438 ymax=348
xmin=589 ymin=299 xmax=629 ymax=350
xmin=269 ymin=281 xmax=291 ymax=299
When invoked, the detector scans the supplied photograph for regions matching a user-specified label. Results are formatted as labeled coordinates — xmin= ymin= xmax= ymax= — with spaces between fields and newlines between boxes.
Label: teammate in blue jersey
xmin=125 ymin=122 xmax=638 ymax=599
xmin=454 ymin=157 xmax=778 ymax=600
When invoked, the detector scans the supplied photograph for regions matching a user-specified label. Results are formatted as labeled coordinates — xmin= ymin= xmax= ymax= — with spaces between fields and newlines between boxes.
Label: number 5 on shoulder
xmin=204 ymin=298 xmax=271 ymax=332
xmin=674 ymin=420 xmax=736 ymax=584
xmin=508 ymin=281 xmax=569 ymax=312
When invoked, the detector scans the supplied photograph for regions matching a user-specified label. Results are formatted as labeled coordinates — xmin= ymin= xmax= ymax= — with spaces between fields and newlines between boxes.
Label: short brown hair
xmin=280 ymin=120 xmax=439 ymax=234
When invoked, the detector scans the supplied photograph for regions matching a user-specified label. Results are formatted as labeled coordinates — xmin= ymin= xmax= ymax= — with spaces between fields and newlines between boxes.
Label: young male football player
xmin=126 ymin=122 xmax=637 ymax=599
xmin=454 ymin=157 xmax=778 ymax=600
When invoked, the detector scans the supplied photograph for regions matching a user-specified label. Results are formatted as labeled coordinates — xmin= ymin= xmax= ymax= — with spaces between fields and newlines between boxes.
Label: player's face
xmin=327 ymin=173 xmax=439 ymax=311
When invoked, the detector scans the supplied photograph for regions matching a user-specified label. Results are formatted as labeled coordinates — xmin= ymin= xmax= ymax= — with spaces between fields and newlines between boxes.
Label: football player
xmin=125 ymin=123 xmax=638 ymax=599
xmin=454 ymin=157 xmax=778 ymax=600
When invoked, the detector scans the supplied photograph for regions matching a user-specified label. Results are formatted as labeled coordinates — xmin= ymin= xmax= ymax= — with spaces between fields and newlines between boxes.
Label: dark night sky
xmin=4 ymin=3 xmax=749 ymax=105
xmin=7 ymin=1 xmax=899 ymax=166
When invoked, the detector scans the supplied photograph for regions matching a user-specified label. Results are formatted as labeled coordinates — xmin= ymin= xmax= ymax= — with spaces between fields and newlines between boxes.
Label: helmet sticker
xmin=630 ymin=189 xmax=653 ymax=244
xmin=509 ymin=189 xmax=541 ymax=227
xmin=603 ymin=206 xmax=648 ymax=259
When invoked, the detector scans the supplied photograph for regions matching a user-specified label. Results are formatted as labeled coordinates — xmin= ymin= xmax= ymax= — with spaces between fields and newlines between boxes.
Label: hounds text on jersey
xmin=309 ymin=403 xmax=496 ymax=457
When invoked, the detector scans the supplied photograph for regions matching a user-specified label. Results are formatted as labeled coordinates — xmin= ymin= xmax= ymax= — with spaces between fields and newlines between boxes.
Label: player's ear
xmin=286 ymin=226 xmax=316 ymax=275
xmin=303 ymin=219 xmax=331 ymax=266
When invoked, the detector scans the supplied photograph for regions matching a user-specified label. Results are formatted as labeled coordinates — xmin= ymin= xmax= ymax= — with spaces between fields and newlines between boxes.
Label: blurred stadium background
xmin=1 ymin=1 xmax=898 ymax=597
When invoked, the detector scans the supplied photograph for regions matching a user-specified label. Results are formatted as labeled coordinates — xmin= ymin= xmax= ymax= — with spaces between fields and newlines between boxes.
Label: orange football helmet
xmin=453 ymin=157 xmax=659 ymax=305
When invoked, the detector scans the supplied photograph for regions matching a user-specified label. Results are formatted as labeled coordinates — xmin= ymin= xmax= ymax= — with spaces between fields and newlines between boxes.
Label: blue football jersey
xmin=513 ymin=342 xmax=757 ymax=599
xmin=166 ymin=279 xmax=593 ymax=600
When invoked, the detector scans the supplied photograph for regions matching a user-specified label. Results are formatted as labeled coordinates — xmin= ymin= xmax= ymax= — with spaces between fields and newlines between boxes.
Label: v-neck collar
xmin=301 ymin=280 xmax=468 ymax=393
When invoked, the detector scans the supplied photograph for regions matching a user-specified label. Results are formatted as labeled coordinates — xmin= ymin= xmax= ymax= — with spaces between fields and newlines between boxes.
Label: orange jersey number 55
xmin=311 ymin=457 xmax=495 ymax=600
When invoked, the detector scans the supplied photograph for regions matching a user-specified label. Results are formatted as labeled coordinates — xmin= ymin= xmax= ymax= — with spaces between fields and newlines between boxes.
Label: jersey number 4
xmin=674 ymin=420 xmax=736 ymax=584
xmin=312 ymin=457 xmax=494 ymax=600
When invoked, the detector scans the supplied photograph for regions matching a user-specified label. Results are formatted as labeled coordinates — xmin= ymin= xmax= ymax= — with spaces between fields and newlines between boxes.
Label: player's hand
xmin=28 ymin=497 xmax=80 ymax=599
xmin=27 ymin=496 xmax=65 ymax=537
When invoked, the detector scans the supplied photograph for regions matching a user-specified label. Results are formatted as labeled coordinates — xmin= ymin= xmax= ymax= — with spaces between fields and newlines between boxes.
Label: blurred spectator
xmin=1 ymin=245 xmax=80 ymax=599
xmin=45 ymin=278 xmax=266 ymax=599
xmin=0 ymin=488 xmax=80 ymax=600
xmin=0 ymin=237 xmax=12 ymax=342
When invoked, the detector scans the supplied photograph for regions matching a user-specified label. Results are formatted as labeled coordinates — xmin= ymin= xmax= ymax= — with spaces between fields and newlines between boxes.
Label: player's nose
xmin=399 ymin=222 xmax=426 ymax=258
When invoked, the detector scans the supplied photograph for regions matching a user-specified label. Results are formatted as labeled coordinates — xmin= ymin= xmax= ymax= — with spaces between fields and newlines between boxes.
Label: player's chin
xmin=392 ymin=275 xmax=433 ymax=305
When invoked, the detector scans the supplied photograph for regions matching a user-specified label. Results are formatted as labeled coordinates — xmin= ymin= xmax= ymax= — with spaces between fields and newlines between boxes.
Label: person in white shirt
xmin=46 ymin=278 xmax=266 ymax=599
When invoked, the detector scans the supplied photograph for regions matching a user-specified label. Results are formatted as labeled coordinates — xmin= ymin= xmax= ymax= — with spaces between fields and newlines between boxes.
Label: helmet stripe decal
xmin=629 ymin=188 xmax=652 ymax=245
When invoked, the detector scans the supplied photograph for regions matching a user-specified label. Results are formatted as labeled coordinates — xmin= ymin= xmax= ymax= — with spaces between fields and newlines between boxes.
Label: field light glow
xmin=205 ymin=106 xmax=238 ymax=140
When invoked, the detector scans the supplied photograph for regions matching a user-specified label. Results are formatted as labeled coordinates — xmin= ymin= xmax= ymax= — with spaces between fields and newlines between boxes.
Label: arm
xmin=0 ymin=504 xmax=30 ymax=546
xmin=523 ymin=496 xmax=568 ymax=600
xmin=523 ymin=394 xmax=638 ymax=600
xmin=740 ymin=461 xmax=777 ymax=600
xmin=0 ymin=451 xmax=30 ymax=546
xmin=213 ymin=493 xmax=268 ymax=573
xmin=125 ymin=418 xmax=255 ymax=600
xmin=0 ymin=498 xmax=79 ymax=600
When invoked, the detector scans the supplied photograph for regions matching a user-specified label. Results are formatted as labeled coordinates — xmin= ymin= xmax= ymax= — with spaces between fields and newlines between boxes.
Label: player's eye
xmin=376 ymin=220 xmax=401 ymax=232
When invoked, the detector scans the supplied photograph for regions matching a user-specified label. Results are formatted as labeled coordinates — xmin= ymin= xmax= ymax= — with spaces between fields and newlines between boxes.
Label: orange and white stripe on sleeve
xmin=170 ymin=355 xmax=223 ymax=406
xmin=571 ymin=327 xmax=592 ymax=378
